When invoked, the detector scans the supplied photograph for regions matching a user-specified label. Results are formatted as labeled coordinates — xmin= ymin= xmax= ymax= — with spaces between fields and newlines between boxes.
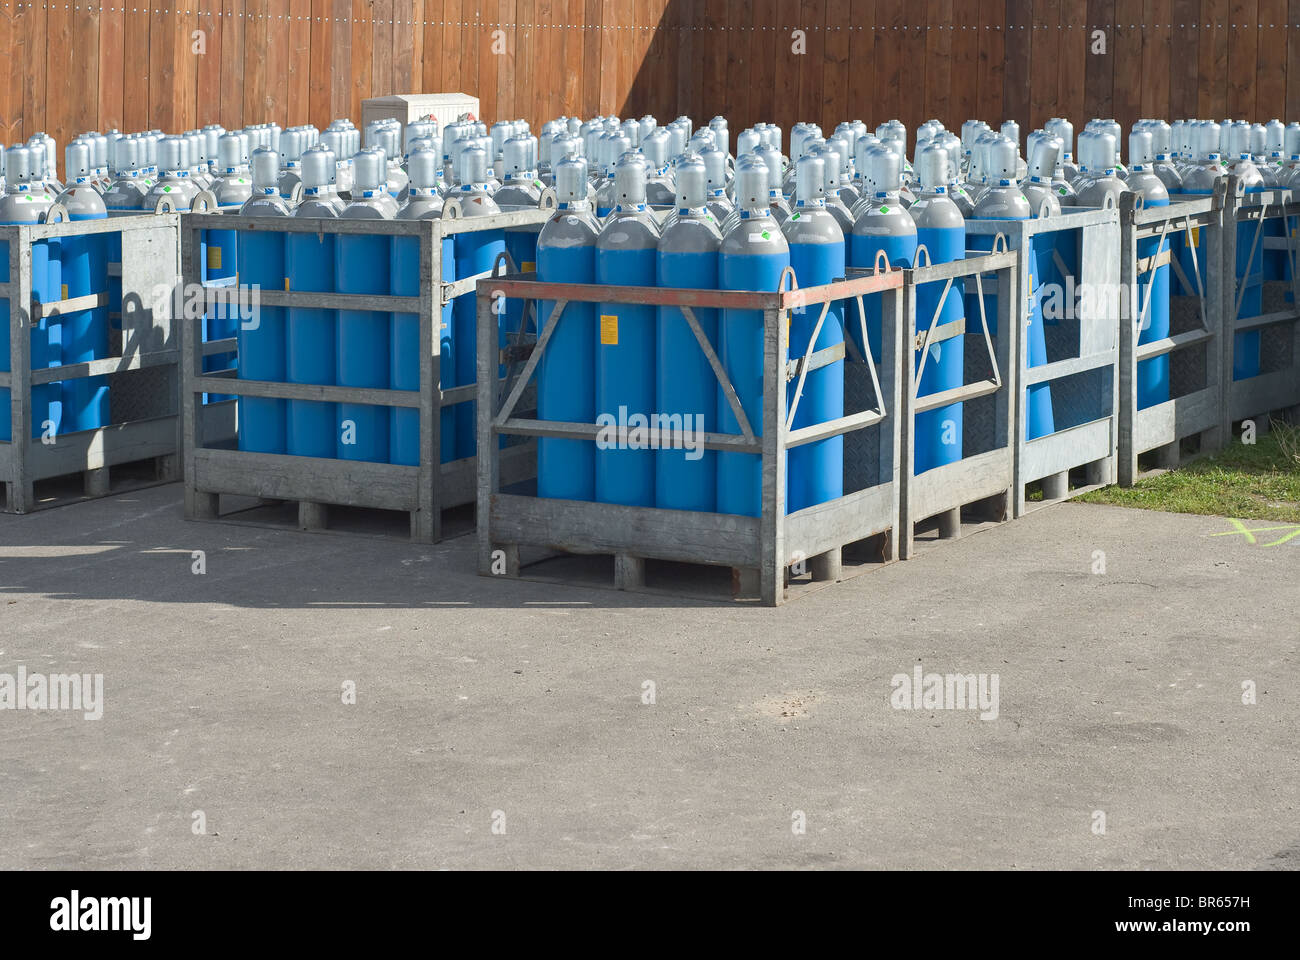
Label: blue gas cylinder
xmin=594 ymin=156 xmax=660 ymax=507
xmin=655 ymin=158 xmax=722 ymax=512
xmin=717 ymin=162 xmax=790 ymax=518
xmin=536 ymin=157 xmax=601 ymax=501
xmin=782 ymin=154 xmax=845 ymax=512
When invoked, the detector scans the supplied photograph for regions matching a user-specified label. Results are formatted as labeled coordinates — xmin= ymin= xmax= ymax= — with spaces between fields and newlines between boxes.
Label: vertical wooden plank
xmin=977 ymin=0 xmax=1005 ymax=124
xmin=848 ymin=0 xmax=876 ymax=128
xmin=422 ymin=0 xmax=442 ymax=95
xmin=411 ymin=0 xmax=425 ymax=97
xmin=746 ymin=0 xmax=777 ymax=134
xmin=875 ymin=0 xmax=904 ymax=124
xmin=1084 ymin=0 xmax=1115 ymax=122
xmin=773 ymin=0 xmax=800 ymax=135
xmin=538 ymin=0 xmax=559 ymax=127
xmin=195 ymin=0 xmax=224 ymax=128
xmin=174 ymin=2 xmax=198 ymax=133
xmin=582 ymin=0 xmax=600 ymax=117
xmin=623 ymin=0 xmax=644 ymax=119
xmin=45 ymin=0 xmax=74 ymax=149
xmin=494 ymin=0 xmax=517 ymax=121
xmin=694 ymin=0 xmax=713 ymax=125
xmin=83 ymin=6 xmax=104 ymax=136
xmin=394 ymin=0 xmax=414 ymax=94
xmin=1169 ymin=0 xmax=1200 ymax=120
xmin=243 ymin=0 xmax=266 ymax=124
xmin=564 ymin=0 xmax=584 ymax=117
xmin=372 ymin=0 xmax=394 ymax=97
xmin=351 ymin=0 xmax=374 ymax=123
xmin=261 ymin=0 xmax=289 ymax=123
xmin=1057 ymin=0 xmax=1089 ymax=127
xmin=1227 ymin=0 xmax=1259 ymax=118
xmin=308 ymin=0 xmax=334 ymax=128
xmin=1030 ymin=0 xmax=1061 ymax=133
xmin=169 ymin=0 xmax=192 ymax=132
xmin=948 ymin=1 xmax=977 ymax=127
xmin=584 ymin=0 xmax=603 ymax=119
xmin=1199 ymin=0 xmax=1230 ymax=119
xmin=598 ymin=0 xmax=618 ymax=115
xmin=823 ymin=1 xmax=851 ymax=132
xmin=547 ymin=0 xmax=566 ymax=126
xmin=167 ymin=1 xmax=186 ymax=130
xmin=56 ymin=4 xmax=102 ymax=142
xmin=1112 ymin=0 xmax=1144 ymax=132
xmin=0 ymin=6 xmax=15 ymax=142
xmin=1288 ymin=0 xmax=1300 ymax=121
xmin=923 ymin=1 xmax=952 ymax=126
xmin=460 ymin=0 xmax=481 ymax=110
xmin=1257 ymin=0 xmax=1287 ymax=121
xmin=331 ymin=0 xmax=353 ymax=123
xmin=1003 ymin=0 xmax=1032 ymax=130
xmin=517 ymin=0 xmax=535 ymax=126
xmin=620 ymin=0 xmax=637 ymax=120
xmin=727 ymin=0 xmax=756 ymax=130
xmin=798 ymin=1 xmax=825 ymax=129
xmin=23 ymin=0 xmax=49 ymax=138
xmin=899 ymin=0 xmax=927 ymax=131
xmin=286 ymin=0 xmax=312 ymax=125
xmin=149 ymin=3 xmax=177 ymax=131
xmin=478 ymin=0 xmax=502 ymax=124
xmin=1140 ymin=0 xmax=1172 ymax=122
xmin=221 ymin=0 xmax=245 ymax=130
xmin=441 ymin=0 xmax=461 ymax=98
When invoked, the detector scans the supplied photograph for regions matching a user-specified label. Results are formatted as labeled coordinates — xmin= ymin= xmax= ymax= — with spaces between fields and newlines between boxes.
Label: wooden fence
xmin=2 ymin=2 xmax=1298 ymax=158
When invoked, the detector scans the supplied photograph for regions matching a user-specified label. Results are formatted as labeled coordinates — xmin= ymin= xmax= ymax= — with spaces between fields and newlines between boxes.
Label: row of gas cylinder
xmin=4 ymin=112 xmax=1289 ymax=505
xmin=525 ymin=112 xmax=1295 ymax=518
xmin=0 ymin=115 xmax=554 ymax=466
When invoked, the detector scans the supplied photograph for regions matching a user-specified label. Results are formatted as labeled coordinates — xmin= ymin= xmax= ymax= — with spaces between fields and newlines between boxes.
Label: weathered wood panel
xmin=10 ymin=2 xmax=1300 ymax=157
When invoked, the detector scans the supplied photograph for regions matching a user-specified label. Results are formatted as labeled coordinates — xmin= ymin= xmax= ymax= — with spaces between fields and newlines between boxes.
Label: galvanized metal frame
xmin=475 ymin=268 xmax=906 ymax=607
xmin=1222 ymin=179 xmax=1300 ymax=432
xmin=965 ymin=205 xmax=1124 ymax=514
xmin=0 ymin=214 xmax=183 ymax=513
xmin=897 ymin=245 xmax=1020 ymax=558
xmin=178 ymin=206 xmax=551 ymax=542
xmin=1117 ymin=186 xmax=1228 ymax=485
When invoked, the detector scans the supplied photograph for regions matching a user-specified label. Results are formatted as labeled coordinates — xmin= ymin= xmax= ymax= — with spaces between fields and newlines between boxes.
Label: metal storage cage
xmin=1223 ymin=179 xmax=1300 ymax=433
xmin=1 ymin=214 xmax=186 ymax=512
xmin=966 ymin=204 xmax=1124 ymax=513
xmin=897 ymin=243 xmax=1021 ymax=558
xmin=1117 ymin=186 xmax=1229 ymax=485
xmin=475 ymin=268 xmax=906 ymax=607
xmin=179 ymin=204 xmax=551 ymax=542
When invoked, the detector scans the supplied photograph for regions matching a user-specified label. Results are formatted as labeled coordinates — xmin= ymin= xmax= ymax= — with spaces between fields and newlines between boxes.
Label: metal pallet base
xmin=0 ymin=416 xmax=183 ymax=514
xmin=185 ymin=442 xmax=535 ymax=543
xmin=484 ymin=491 xmax=897 ymax=605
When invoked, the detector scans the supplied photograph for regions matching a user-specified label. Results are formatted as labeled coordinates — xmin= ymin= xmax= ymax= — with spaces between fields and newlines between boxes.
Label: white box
xmin=361 ymin=93 xmax=481 ymax=142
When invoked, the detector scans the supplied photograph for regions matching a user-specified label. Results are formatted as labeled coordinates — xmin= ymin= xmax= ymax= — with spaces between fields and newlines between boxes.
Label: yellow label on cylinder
xmin=61 ymin=284 xmax=68 ymax=301
xmin=207 ymin=247 xmax=222 ymax=270
xmin=1190 ymin=227 xmax=1200 ymax=247
xmin=284 ymin=278 xmax=290 ymax=291
xmin=522 ymin=261 xmax=536 ymax=273
xmin=600 ymin=314 xmax=618 ymax=345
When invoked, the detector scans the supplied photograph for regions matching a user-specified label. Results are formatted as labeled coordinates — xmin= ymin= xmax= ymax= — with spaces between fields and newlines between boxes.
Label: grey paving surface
xmin=0 ymin=484 xmax=1296 ymax=869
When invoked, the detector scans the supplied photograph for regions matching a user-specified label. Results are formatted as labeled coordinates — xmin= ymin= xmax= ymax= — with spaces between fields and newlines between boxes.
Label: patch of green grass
xmin=1078 ymin=424 xmax=1300 ymax=522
